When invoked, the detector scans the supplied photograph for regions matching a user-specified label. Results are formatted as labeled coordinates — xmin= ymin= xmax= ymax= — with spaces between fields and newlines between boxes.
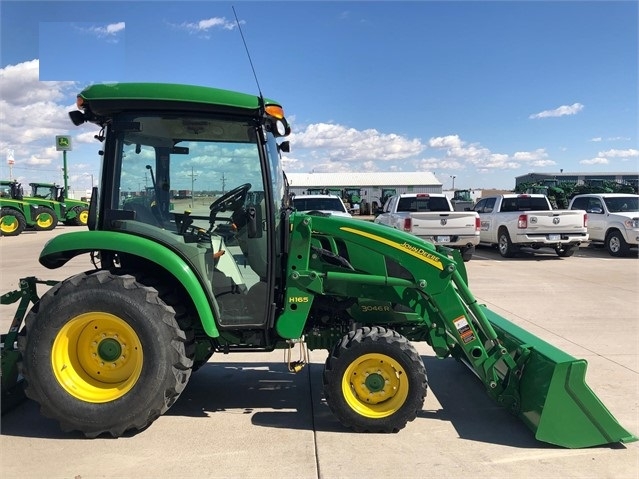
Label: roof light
xmin=265 ymin=104 xmax=285 ymax=119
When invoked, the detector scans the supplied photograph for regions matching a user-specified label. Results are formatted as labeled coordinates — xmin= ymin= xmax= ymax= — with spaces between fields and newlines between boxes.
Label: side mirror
xmin=278 ymin=141 xmax=290 ymax=153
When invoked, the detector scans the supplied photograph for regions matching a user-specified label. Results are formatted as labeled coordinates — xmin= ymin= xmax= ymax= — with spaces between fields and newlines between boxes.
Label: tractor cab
xmin=69 ymin=84 xmax=291 ymax=332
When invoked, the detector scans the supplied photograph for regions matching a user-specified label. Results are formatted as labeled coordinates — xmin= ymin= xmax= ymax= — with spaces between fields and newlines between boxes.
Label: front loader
xmin=1 ymin=82 xmax=636 ymax=448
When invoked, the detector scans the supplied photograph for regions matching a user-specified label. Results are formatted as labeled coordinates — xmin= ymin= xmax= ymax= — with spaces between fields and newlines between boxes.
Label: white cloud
xmin=429 ymin=135 xmax=462 ymax=149
xmin=0 ymin=60 xmax=77 ymax=158
xmin=589 ymin=137 xmax=602 ymax=142
xmin=512 ymin=148 xmax=548 ymax=162
xmin=529 ymin=103 xmax=584 ymax=119
xmin=580 ymin=157 xmax=610 ymax=165
xmin=290 ymin=123 xmax=424 ymax=162
xmin=176 ymin=17 xmax=239 ymax=35
xmin=599 ymin=148 xmax=639 ymax=158
xmin=74 ymin=22 xmax=125 ymax=43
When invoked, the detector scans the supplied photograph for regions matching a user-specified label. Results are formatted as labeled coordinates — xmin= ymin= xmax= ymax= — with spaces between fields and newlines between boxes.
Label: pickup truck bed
xmin=374 ymin=193 xmax=480 ymax=261
xmin=473 ymin=194 xmax=588 ymax=258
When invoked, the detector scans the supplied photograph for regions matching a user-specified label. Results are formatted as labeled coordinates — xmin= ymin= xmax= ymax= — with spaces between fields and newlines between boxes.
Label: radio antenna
xmin=232 ymin=6 xmax=263 ymax=100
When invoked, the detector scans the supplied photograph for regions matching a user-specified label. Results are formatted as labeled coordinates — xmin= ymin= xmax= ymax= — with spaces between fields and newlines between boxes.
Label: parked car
xmin=292 ymin=194 xmax=352 ymax=218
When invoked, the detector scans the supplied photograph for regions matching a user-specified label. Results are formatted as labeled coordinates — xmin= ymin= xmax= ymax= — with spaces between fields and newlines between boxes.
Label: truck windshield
xmin=603 ymin=196 xmax=639 ymax=213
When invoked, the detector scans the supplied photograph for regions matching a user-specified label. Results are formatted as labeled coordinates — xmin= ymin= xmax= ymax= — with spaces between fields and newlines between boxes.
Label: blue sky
xmin=0 ymin=0 xmax=637 ymax=192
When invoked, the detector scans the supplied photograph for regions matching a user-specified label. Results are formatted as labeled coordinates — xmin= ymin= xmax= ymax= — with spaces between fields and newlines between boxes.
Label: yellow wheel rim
xmin=52 ymin=312 xmax=143 ymax=403
xmin=36 ymin=213 xmax=53 ymax=229
xmin=342 ymin=353 xmax=409 ymax=418
xmin=1 ymin=216 xmax=18 ymax=234
xmin=78 ymin=209 xmax=89 ymax=225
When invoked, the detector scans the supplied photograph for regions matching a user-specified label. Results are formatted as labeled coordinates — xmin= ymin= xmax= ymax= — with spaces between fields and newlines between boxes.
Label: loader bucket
xmin=482 ymin=305 xmax=637 ymax=448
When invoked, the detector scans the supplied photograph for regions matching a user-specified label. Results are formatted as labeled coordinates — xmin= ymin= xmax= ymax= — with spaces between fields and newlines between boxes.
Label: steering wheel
xmin=210 ymin=183 xmax=251 ymax=215
xmin=208 ymin=183 xmax=252 ymax=229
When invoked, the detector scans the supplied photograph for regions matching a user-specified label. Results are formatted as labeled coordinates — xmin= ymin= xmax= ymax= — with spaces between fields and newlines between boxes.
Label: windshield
xmin=603 ymin=196 xmax=639 ymax=213
xmin=112 ymin=114 xmax=266 ymax=219
xmin=293 ymin=197 xmax=347 ymax=213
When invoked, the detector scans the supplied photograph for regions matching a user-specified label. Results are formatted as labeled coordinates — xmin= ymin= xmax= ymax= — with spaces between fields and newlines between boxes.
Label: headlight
xmin=625 ymin=218 xmax=639 ymax=228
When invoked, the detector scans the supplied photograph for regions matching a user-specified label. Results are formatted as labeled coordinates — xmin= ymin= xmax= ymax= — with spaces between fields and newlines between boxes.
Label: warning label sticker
xmin=453 ymin=316 xmax=475 ymax=344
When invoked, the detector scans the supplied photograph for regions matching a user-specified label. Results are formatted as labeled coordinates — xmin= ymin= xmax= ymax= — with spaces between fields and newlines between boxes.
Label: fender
xmin=39 ymin=230 xmax=219 ymax=337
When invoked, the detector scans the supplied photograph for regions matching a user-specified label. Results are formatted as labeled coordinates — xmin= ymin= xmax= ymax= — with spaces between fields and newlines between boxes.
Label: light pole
xmin=450 ymin=175 xmax=456 ymax=190
xmin=84 ymin=173 xmax=94 ymax=188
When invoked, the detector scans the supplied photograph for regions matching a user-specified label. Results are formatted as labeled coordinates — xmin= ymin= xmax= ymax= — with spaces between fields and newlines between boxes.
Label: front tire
xmin=605 ymin=230 xmax=630 ymax=257
xmin=323 ymin=326 xmax=427 ymax=433
xmin=34 ymin=206 xmax=58 ymax=231
xmin=18 ymin=270 xmax=192 ymax=437
xmin=0 ymin=208 xmax=26 ymax=236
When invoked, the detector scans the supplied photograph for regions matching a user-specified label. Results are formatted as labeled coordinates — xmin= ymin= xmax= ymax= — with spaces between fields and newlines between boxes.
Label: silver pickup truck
xmin=473 ymin=194 xmax=588 ymax=257
xmin=569 ymin=193 xmax=639 ymax=257
xmin=374 ymin=193 xmax=480 ymax=261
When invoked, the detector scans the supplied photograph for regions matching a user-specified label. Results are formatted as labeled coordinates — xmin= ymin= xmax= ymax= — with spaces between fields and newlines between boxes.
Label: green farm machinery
xmin=0 ymin=83 xmax=635 ymax=448
xmin=29 ymin=182 xmax=89 ymax=226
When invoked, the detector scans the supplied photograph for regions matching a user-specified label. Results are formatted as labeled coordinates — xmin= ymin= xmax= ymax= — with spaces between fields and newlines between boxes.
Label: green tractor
xmin=1 ymin=83 xmax=636 ymax=448
xmin=0 ymin=180 xmax=59 ymax=231
xmin=29 ymin=182 xmax=90 ymax=226
xmin=0 ymin=197 xmax=39 ymax=236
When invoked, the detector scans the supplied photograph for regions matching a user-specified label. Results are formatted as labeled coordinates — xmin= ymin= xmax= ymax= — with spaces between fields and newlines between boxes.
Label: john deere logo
xmin=55 ymin=135 xmax=72 ymax=151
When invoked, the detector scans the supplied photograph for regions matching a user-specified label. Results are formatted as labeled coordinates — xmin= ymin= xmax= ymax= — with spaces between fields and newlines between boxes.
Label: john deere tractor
xmin=0 ymin=180 xmax=58 ymax=232
xmin=0 ymin=194 xmax=39 ymax=236
xmin=1 ymin=83 xmax=635 ymax=448
xmin=29 ymin=182 xmax=89 ymax=226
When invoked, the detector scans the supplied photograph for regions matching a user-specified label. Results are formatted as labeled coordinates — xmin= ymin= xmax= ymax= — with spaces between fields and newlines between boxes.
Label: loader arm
xmin=280 ymin=213 xmax=637 ymax=448
xmin=281 ymin=213 xmax=521 ymax=403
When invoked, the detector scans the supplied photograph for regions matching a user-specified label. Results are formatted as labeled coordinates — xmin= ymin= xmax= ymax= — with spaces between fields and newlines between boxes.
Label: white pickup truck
xmin=568 ymin=193 xmax=639 ymax=257
xmin=473 ymin=194 xmax=588 ymax=258
xmin=374 ymin=193 xmax=480 ymax=261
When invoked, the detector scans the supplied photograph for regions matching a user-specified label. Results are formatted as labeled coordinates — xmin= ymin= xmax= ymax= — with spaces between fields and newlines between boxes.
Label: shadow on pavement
xmin=1 ymin=357 xmax=622 ymax=449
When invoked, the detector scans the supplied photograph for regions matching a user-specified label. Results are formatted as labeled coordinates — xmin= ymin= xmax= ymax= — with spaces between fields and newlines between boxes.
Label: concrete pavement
xmin=1 ymin=227 xmax=637 ymax=478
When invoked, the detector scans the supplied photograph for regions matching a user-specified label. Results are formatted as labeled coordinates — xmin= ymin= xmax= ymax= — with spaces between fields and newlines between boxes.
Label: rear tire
xmin=34 ymin=206 xmax=58 ymax=231
xmin=18 ymin=270 xmax=192 ymax=437
xmin=323 ymin=326 xmax=427 ymax=433
xmin=497 ymin=229 xmax=517 ymax=258
xmin=461 ymin=245 xmax=475 ymax=262
xmin=0 ymin=208 xmax=26 ymax=236
xmin=605 ymin=230 xmax=630 ymax=257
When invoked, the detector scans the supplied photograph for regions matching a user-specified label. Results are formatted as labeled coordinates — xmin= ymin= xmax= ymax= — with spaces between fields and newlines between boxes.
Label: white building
xmin=286 ymin=171 xmax=442 ymax=213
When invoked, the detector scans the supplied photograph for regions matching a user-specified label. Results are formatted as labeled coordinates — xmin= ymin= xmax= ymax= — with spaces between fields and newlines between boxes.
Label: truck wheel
xmin=556 ymin=245 xmax=576 ymax=257
xmin=73 ymin=206 xmax=89 ymax=226
xmin=18 ymin=270 xmax=192 ymax=437
xmin=0 ymin=208 xmax=26 ymax=236
xmin=323 ymin=326 xmax=427 ymax=433
xmin=497 ymin=229 xmax=517 ymax=258
xmin=461 ymin=245 xmax=475 ymax=262
xmin=34 ymin=206 xmax=58 ymax=231
xmin=605 ymin=230 xmax=630 ymax=257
